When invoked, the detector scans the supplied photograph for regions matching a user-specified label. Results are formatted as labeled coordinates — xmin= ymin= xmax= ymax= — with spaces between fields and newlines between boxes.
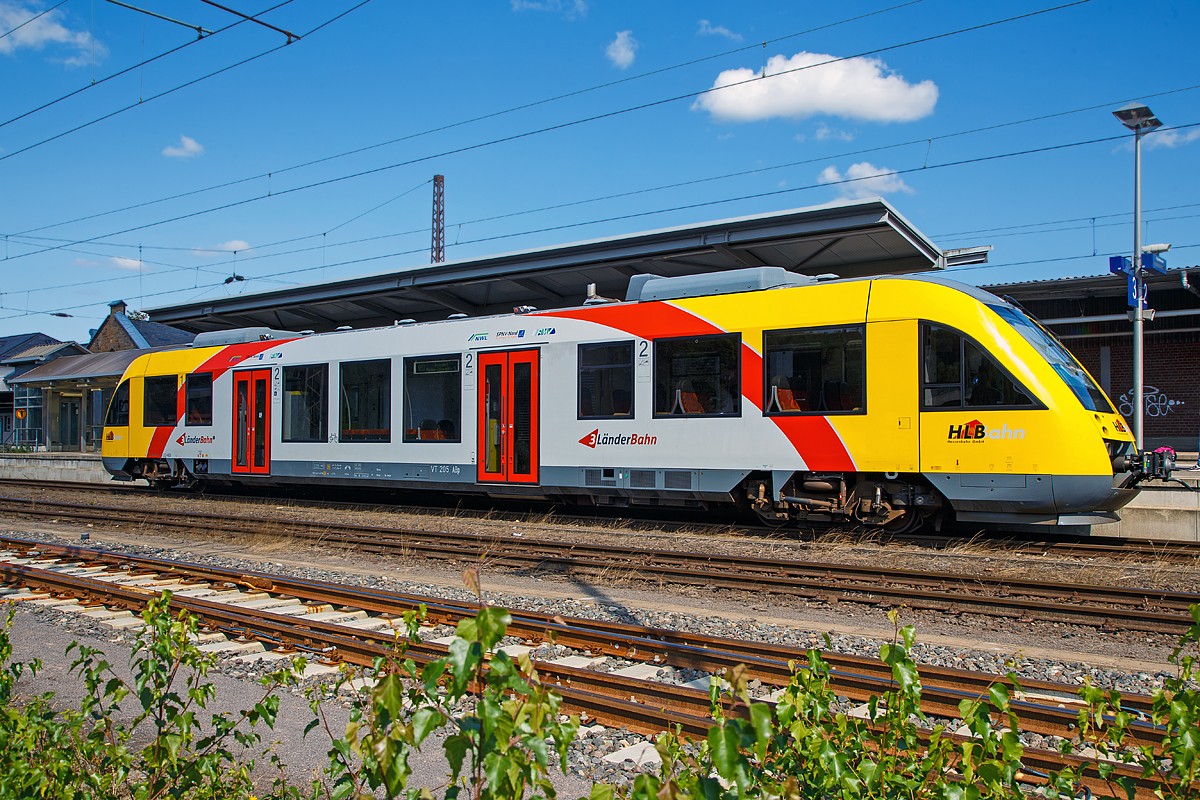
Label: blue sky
xmin=1 ymin=0 xmax=1198 ymax=342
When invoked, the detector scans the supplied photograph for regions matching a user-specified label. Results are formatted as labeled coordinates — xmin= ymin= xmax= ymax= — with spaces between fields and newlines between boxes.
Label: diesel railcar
xmin=101 ymin=268 xmax=1169 ymax=530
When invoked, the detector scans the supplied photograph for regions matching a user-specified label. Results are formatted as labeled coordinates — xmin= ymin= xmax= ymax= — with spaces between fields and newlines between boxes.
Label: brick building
xmin=87 ymin=300 xmax=195 ymax=353
xmin=984 ymin=270 xmax=1200 ymax=450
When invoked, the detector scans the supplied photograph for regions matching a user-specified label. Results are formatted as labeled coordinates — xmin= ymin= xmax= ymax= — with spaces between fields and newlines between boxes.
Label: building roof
xmin=107 ymin=313 xmax=196 ymax=349
xmin=7 ymin=345 xmax=183 ymax=386
xmin=148 ymin=199 xmax=947 ymax=334
xmin=0 ymin=332 xmax=58 ymax=362
xmin=0 ymin=341 xmax=89 ymax=365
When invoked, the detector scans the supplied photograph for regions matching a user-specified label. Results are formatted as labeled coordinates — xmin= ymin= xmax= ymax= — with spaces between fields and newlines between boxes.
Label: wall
xmin=1070 ymin=340 xmax=1199 ymax=444
xmin=88 ymin=317 xmax=134 ymax=353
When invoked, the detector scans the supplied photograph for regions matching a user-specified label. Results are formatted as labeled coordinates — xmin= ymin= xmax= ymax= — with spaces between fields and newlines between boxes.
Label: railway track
xmin=0 ymin=495 xmax=1197 ymax=635
xmin=4 ymin=476 xmax=1200 ymax=564
xmin=0 ymin=537 xmax=1173 ymax=799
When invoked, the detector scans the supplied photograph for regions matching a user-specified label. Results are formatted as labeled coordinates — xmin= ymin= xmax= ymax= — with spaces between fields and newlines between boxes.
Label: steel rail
xmin=0 ymin=558 xmax=1170 ymax=800
xmin=0 ymin=539 xmax=1167 ymax=744
xmin=5 ymin=477 xmax=1200 ymax=563
xmin=0 ymin=498 xmax=1196 ymax=635
xmin=0 ymin=534 xmax=1156 ymax=715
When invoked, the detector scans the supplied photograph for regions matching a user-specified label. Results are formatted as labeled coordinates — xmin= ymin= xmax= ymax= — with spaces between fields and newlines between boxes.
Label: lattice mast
xmin=431 ymin=174 xmax=445 ymax=263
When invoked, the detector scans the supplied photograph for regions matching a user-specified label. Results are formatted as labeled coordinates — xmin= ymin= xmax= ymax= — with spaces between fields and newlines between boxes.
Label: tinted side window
xmin=921 ymin=323 xmax=1035 ymax=409
xmin=403 ymin=355 xmax=461 ymax=442
xmin=105 ymin=380 xmax=130 ymax=426
xmin=185 ymin=373 xmax=213 ymax=426
xmin=579 ymin=342 xmax=633 ymax=418
xmin=283 ymin=364 xmax=328 ymax=442
xmin=339 ymin=359 xmax=390 ymax=442
xmin=654 ymin=334 xmax=740 ymax=417
xmin=763 ymin=326 xmax=864 ymax=414
xmin=964 ymin=341 xmax=1034 ymax=407
xmin=143 ymin=375 xmax=178 ymax=427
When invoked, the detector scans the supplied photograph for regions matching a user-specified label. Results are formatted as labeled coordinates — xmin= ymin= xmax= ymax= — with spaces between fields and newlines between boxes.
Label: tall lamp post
xmin=1113 ymin=102 xmax=1163 ymax=452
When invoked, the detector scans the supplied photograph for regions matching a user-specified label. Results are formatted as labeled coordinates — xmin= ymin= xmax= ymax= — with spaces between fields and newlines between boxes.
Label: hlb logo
xmin=578 ymin=429 xmax=657 ymax=448
xmin=947 ymin=420 xmax=1025 ymax=441
xmin=948 ymin=419 xmax=987 ymax=440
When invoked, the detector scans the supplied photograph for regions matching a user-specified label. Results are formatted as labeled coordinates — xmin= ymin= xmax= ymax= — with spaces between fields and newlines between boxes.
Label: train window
xmin=143 ymin=375 xmax=178 ymax=427
xmin=987 ymin=304 xmax=1114 ymax=413
xmin=105 ymin=380 xmax=130 ymax=427
xmin=283 ymin=364 xmax=328 ymax=442
xmin=579 ymin=342 xmax=633 ymax=419
xmin=920 ymin=323 xmax=1036 ymax=410
xmin=654 ymin=334 xmax=740 ymax=417
xmin=922 ymin=325 xmax=962 ymax=408
xmin=339 ymin=359 xmax=390 ymax=442
xmin=762 ymin=326 xmax=864 ymax=415
xmin=185 ymin=373 xmax=213 ymax=426
xmin=403 ymin=355 xmax=461 ymax=442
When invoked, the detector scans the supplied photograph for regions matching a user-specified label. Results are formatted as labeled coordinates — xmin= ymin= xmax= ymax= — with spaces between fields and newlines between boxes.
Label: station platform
xmin=0 ymin=452 xmax=111 ymax=484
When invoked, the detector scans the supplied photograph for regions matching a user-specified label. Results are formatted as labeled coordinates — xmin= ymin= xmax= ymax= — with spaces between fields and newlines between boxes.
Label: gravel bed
xmin=6 ymin=527 xmax=1185 ymax=699
xmin=6 ymin=523 xmax=1195 ymax=786
xmin=8 ymin=485 xmax=1199 ymax=593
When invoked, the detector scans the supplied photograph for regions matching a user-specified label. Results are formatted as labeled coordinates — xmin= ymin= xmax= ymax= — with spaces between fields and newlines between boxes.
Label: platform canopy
xmin=150 ymin=199 xmax=945 ymax=334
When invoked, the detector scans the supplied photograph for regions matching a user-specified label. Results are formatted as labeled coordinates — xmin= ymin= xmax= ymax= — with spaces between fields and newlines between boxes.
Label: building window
xmin=654 ymin=334 xmax=740 ymax=417
xmin=339 ymin=359 xmax=390 ymax=442
xmin=185 ymin=373 xmax=213 ymax=426
xmin=143 ymin=375 xmax=178 ymax=427
xmin=15 ymin=386 xmax=43 ymax=446
xmin=403 ymin=355 xmax=461 ymax=442
xmin=920 ymin=323 xmax=1037 ymax=410
xmin=105 ymin=380 xmax=129 ymax=427
xmin=283 ymin=364 xmax=328 ymax=443
xmin=579 ymin=342 xmax=633 ymax=418
xmin=763 ymin=326 xmax=864 ymax=415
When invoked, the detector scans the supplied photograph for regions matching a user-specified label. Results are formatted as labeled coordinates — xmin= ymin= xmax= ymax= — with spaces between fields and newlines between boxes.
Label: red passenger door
xmin=233 ymin=369 xmax=271 ymax=475
xmin=477 ymin=350 xmax=539 ymax=484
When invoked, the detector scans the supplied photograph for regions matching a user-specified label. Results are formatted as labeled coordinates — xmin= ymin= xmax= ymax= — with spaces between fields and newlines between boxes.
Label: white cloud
xmin=72 ymin=257 xmax=98 ymax=266
xmin=163 ymin=135 xmax=205 ymax=159
xmin=717 ymin=132 xmax=734 ymax=141
xmin=694 ymin=51 xmax=937 ymax=124
xmin=110 ymin=256 xmax=144 ymax=271
xmin=192 ymin=240 xmax=251 ymax=257
xmin=510 ymin=0 xmax=586 ymax=19
xmin=605 ymin=30 xmax=638 ymax=69
xmin=818 ymin=162 xmax=913 ymax=199
xmin=0 ymin=1 xmax=105 ymax=63
xmin=697 ymin=19 xmax=741 ymax=41
xmin=814 ymin=122 xmax=854 ymax=142
xmin=1146 ymin=128 xmax=1200 ymax=149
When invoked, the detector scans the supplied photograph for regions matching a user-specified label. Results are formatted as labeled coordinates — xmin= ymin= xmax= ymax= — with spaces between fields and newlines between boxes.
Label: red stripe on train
xmin=542 ymin=304 xmax=855 ymax=470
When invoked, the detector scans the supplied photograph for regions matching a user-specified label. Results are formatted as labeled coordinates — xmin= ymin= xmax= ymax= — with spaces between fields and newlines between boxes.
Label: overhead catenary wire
xmin=5 ymin=0 xmax=1094 ymax=256
xmin=0 ymin=0 xmax=297 ymax=131
xmin=7 ymin=125 xmax=1199 ymax=320
xmin=0 ymin=0 xmax=69 ymax=40
xmin=5 ymin=119 xmax=1199 ymax=303
xmin=0 ymin=0 xmax=372 ymax=163
xmin=2 ymin=0 xmax=933 ymax=238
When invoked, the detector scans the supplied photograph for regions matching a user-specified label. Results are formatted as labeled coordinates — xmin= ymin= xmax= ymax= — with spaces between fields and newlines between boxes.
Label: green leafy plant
xmin=305 ymin=566 xmax=579 ymax=800
xmin=0 ymin=592 xmax=300 ymax=799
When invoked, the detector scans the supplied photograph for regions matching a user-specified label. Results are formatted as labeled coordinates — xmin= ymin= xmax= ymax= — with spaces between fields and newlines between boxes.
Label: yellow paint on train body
xmin=675 ymin=277 xmax=1130 ymax=479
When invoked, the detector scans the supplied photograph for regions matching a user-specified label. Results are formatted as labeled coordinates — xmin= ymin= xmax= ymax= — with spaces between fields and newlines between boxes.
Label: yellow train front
xmin=101 ymin=269 xmax=1165 ymax=531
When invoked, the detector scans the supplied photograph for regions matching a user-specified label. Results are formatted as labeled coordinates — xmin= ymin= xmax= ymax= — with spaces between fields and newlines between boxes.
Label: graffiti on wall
xmin=1117 ymin=385 xmax=1186 ymax=418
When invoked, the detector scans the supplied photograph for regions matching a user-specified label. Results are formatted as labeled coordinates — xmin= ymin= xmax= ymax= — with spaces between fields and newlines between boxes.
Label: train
xmin=100 ymin=267 xmax=1173 ymax=531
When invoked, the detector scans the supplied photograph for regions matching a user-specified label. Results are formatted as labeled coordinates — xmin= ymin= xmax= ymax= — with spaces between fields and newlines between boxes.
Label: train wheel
xmin=755 ymin=507 xmax=792 ymax=528
xmin=882 ymin=509 xmax=922 ymax=534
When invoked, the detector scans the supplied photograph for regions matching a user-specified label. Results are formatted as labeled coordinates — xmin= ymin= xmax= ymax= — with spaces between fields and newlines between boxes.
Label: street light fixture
xmin=1112 ymin=102 xmax=1164 ymax=452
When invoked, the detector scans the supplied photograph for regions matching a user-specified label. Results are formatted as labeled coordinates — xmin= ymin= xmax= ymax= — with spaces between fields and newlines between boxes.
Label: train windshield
xmin=988 ymin=304 xmax=1114 ymax=413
